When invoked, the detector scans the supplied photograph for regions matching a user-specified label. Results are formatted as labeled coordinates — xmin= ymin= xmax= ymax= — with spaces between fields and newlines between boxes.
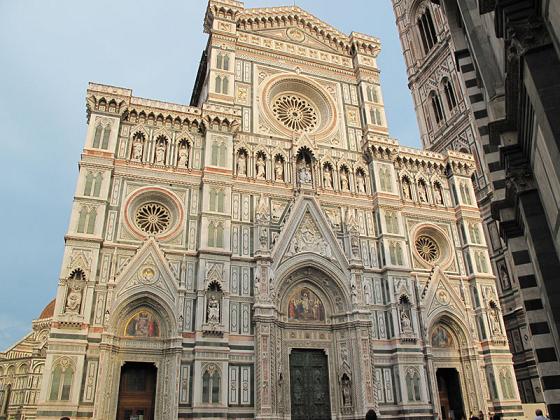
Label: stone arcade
xmin=0 ymin=1 xmax=523 ymax=419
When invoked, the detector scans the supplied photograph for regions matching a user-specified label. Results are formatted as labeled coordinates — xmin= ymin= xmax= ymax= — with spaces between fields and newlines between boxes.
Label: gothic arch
xmin=109 ymin=291 xmax=178 ymax=339
xmin=428 ymin=311 xmax=470 ymax=349
xmin=275 ymin=263 xmax=352 ymax=316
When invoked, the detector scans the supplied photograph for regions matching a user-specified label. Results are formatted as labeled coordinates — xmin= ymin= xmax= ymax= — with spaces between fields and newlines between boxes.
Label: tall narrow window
xmin=223 ymin=54 xmax=230 ymax=71
xmin=222 ymin=77 xmax=229 ymax=95
xmin=84 ymin=173 xmax=94 ymax=196
xmin=77 ymin=207 xmax=88 ymax=233
xmin=48 ymin=362 xmax=74 ymax=401
xmin=431 ymin=92 xmax=445 ymax=124
xmin=93 ymin=125 xmax=103 ymax=148
xmin=417 ymin=7 xmax=438 ymax=54
xmin=101 ymin=125 xmax=111 ymax=149
xmin=211 ymin=142 xmax=219 ymax=166
xmin=444 ymin=79 xmax=458 ymax=110
xmin=215 ymin=75 xmax=222 ymax=94
xmin=217 ymin=190 xmax=225 ymax=213
xmin=209 ymin=189 xmax=217 ymax=212
xmin=216 ymin=53 xmax=223 ymax=70
xmin=219 ymin=143 xmax=227 ymax=167
xmin=216 ymin=224 xmax=224 ymax=248
xmin=208 ymin=223 xmax=216 ymax=247
xmin=93 ymin=173 xmax=103 ymax=197
xmin=202 ymin=368 xmax=220 ymax=403
xmin=86 ymin=208 xmax=96 ymax=234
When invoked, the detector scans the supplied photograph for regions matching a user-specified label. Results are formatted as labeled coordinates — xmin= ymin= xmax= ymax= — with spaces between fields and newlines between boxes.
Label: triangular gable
xmin=114 ymin=238 xmax=178 ymax=305
xmin=422 ymin=266 xmax=466 ymax=319
xmin=238 ymin=6 xmax=352 ymax=54
xmin=271 ymin=195 xmax=348 ymax=271
xmin=1 ymin=332 xmax=34 ymax=359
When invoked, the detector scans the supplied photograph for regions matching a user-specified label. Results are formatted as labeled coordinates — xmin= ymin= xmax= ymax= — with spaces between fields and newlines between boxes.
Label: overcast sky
xmin=0 ymin=0 xmax=419 ymax=350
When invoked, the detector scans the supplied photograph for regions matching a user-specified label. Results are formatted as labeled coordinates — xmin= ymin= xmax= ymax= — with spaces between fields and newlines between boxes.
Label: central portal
xmin=437 ymin=368 xmax=465 ymax=420
xmin=116 ymin=362 xmax=157 ymax=420
xmin=290 ymin=349 xmax=331 ymax=420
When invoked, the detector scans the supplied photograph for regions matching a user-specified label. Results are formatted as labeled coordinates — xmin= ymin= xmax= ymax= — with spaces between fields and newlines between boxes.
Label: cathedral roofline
xmin=205 ymin=1 xmax=381 ymax=57
xmin=86 ymin=82 xmax=241 ymax=131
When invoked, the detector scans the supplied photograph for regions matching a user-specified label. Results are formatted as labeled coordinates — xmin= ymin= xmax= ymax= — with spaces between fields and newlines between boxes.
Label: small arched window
xmin=215 ymin=75 xmax=222 ymax=94
xmin=430 ymin=91 xmax=445 ymax=124
xmin=202 ymin=366 xmax=220 ymax=404
xmin=417 ymin=7 xmax=438 ymax=54
xmin=443 ymin=78 xmax=458 ymax=110
xmin=222 ymin=77 xmax=229 ymax=95
xmin=48 ymin=360 xmax=74 ymax=401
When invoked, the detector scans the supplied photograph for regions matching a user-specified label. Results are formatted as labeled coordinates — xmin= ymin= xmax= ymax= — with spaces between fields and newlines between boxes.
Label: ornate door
xmin=116 ymin=362 xmax=157 ymax=420
xmin=290 ymin=349 xmax=331 ymax=420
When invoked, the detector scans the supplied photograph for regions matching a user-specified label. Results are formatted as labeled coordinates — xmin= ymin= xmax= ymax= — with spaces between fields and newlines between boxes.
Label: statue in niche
xmin=275 ymin=158 xmax=284 ymax=181
xmin=155 ymin=142 xmax=166 ymax=164
xmin=178 ymin=145 xmax=189 ymax=167
xmin=237 ymin=151 xmax=247 ymax=176
xmin=65 ymin=270 xmax=85 ymax=314
xmin=207 ymin=296 xmax=220 ymax=323
xmin=65 ymin=282 xmax=83 ymax=314
xmin=500 ymin=266 xmax=511 ymax=289
xmin=323 ymin=166 xmax=333 ymax=189
xmin=356 ymin=172 xmax=366 ymax=193
xmin=256 ymin=155 xmax=266 ymax=179
xmin=297 ymin=160 xmax=312 ymax=184
xmin=435 ymin=184 xmax=444 ymax=204
xmin=402 ymin=179 xmax=411 ymax=199
xmin=489 ymin=303 xmax=502 ymax=335
xmin=400 ymin=311 xmax=413 ymax=334
xmin=340 ymin=170 xmax=350 ymax=191
xmin=132 ymin=138 xmax=143 ymax=161
xmin=341 ymin=374 xmax=352 ymax=406
xmin=418 ymin=182 xmax=427 ymax=202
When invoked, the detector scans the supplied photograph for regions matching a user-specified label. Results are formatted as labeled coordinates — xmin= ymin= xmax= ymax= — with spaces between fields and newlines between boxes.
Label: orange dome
xmin=38 ymin=299 xmax=56 ymax=320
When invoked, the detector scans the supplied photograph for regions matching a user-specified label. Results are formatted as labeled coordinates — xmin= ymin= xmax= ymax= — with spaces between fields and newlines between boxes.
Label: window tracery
xmin=415 ymin=235 xmax=439 ymax=263
xmin=134 ymin=202 xmax=171 ymax=235
xmin=48 ymin=358 xmax=74 ymax=401
xmin=92 ymin=121 xmax=111 ymax=150
xmin=272 ymin=94 xmax=318 ymax=132
xmin=202 ymin=364 xmax=220 ymax=404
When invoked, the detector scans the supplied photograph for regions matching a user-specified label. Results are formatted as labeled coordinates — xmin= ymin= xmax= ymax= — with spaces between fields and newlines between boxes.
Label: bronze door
xmin=290 ymin=349 xmax=331 ymax=420
xmin=116 ymin=362 xmax=157 ymax=420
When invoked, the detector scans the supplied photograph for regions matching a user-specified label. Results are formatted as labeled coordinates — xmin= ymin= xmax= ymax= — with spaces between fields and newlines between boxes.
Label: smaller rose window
xmin=272 ymin=94 xmax=318 ymax=132
xmin=415 ymin=235 xmax=440 ymax=263
xmin=135 ymin=202 xmax=171 ymax=235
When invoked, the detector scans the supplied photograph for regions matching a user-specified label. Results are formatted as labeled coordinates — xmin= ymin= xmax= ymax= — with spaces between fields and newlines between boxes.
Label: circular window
xmin=135 ymin=202 xmax=171 ymax=235
xmin=272 ymin=94 xmax=318 ymax=132
xmin=260 ymin=74 xmax=337 ymax=140
xmin=123 ymin=187 xmax=184 ymax=240
xmin=415 ymin=235 xmax=440 ymax=263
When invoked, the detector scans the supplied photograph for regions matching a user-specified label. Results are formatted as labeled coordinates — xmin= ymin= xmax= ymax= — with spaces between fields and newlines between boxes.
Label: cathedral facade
xmin=0 ymin=1 xmax=523 ymax=419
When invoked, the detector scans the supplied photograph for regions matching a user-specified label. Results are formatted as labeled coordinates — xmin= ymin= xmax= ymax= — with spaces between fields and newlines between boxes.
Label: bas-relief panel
xmin=287 ymin=287 xmax=325 ymax=322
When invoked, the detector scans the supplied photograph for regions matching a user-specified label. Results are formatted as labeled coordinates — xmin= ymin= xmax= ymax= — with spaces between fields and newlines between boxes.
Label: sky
xmin=0 ymin=0 xmax=419 ymax=350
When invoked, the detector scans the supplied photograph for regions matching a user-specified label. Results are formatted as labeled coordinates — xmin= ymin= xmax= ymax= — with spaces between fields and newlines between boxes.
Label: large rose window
xmin=272 ymin=94 xmax=318 ymax=132
xmin=123 ymin=187 xmax=183 ymax=240
xmin=415 ymin=235 xmax=440 ymax=263
xmin=260 ymin=74 xmax=338 ymax=140
xmin=135 ymin=202 xmax=171 ymax=235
